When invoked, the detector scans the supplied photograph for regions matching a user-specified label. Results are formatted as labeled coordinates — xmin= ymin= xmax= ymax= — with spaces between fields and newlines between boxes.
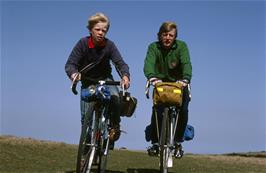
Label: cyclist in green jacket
xmin=144 ymin=21 xmax=192 ymax=158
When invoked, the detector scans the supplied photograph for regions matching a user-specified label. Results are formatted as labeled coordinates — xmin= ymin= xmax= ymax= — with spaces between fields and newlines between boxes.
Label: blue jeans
xmin=80 ymin=78 xmax=121 ymax=127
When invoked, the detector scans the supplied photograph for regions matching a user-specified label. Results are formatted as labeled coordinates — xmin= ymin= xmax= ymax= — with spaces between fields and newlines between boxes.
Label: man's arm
xmin=144 ymin=44 xmax=157 ymax=79
xmin=179 ymin=41 xmax=192 ymax=83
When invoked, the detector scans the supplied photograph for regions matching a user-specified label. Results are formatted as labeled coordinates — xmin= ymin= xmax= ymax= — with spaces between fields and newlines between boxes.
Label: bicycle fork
xmin=168 ymin=108 xmax=179 ymax=167
xmin=157 ymin=107 xmax=179 ymax=170
xmin=101 ymin=116 xmax=110 ymax=156
xmin=165 ymin=110 xmax=177 ymax=168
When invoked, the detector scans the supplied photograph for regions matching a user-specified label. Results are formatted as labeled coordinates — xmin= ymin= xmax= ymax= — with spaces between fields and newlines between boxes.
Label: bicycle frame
xmin=146 ymin=80 xmax=182 ymax=173
xmin=75 ymin=79 xmax=121 ymax=173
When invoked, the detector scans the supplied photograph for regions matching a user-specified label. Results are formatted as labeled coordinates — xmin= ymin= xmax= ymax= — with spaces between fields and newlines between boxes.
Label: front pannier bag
xmin=120 ymin=91 xmax=137 ymax=117
xmin=153 ymin=82 xmax=183 ymax=107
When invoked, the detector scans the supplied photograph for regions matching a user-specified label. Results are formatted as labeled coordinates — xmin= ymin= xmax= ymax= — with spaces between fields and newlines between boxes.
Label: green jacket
xmin=144 ymin=40 xmax=192 ymax=82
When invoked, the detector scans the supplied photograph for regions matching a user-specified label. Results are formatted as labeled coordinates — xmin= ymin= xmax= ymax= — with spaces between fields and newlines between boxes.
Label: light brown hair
xmin=157 ymin=21 xmax=178 ymax=41
xmin=87 ymin=13 xmax=110 ymax=31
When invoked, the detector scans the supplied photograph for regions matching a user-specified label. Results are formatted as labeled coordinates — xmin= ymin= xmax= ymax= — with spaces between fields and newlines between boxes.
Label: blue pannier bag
xmin=183 ymin=124 xmax=195 ymax=141
xmin=95 ymin=85 xmax=111 ymax=100
xmin=145 ymin=124 xmax=152 ymax=142
xmin=81 ymin=85 xmax=111 ymax=102
xmin=81 ymin=85 xmax=96 ymax=102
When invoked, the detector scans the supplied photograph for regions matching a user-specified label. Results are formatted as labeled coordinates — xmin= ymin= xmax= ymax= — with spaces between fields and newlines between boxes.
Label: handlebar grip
xmin=71 ymin=75 xmax=121 ymax=95
xmin=71 ymin=82 xmax=78 ymax=95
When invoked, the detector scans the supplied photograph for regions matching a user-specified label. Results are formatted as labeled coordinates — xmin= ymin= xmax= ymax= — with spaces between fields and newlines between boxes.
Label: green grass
xmin=1 ymin=135 xmax=265 ymax=173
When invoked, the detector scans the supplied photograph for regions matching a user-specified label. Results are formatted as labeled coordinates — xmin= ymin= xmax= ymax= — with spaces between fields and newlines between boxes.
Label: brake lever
xmin=145 ymin=80 xmax=150 ymax=99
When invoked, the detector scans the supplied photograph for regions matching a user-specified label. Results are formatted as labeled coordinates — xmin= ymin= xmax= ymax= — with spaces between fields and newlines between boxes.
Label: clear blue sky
xmin=1 ymin=1 xmax=265 ymax=154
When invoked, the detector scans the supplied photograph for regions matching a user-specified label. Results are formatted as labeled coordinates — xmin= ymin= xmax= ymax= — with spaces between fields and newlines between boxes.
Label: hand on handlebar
xmin=149 ymin=77 xmax=162 ymax=86
xmin=71 ymin=72 xmax=81 ymax=83
xmin=176 ymin=79 xmax=189 ymax=87
xmin=145 ymin=78 xmax=162 ymax=99
xmin=121 ymin=76 xmax=130 ymax=89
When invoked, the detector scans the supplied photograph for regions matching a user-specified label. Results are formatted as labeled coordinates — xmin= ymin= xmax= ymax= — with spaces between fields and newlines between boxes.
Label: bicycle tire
xmin=76 ymin=112 xmax=90 ymax=172
xmin=97 ymin=138 xmax=109 ymax=173
xmin=98 ymin=106 xmax=110 ymax=173
xmin=76 ymin=104 xmax=99 ymax=173
xmin=76 ymin=129 xmax=85 ymax=172
xmin=160 ymin=107 xmax=169 ymax=173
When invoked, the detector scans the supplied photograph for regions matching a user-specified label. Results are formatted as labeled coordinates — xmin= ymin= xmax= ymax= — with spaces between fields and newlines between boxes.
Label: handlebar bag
xmin=153 ymin=82 xmax=183 ymax=107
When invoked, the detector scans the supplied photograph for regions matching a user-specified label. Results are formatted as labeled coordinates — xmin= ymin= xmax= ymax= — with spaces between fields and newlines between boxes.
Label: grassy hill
xmin=0 ymin=135 xmax=265 ymax=173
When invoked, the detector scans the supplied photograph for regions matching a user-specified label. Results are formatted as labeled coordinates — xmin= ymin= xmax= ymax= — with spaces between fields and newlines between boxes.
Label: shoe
xmin=147 ymin=143 xmax=159 ymax=156
xmin=109 ymin=125 xmax=121 ymax=141
xmin=174 ymin=143 xmax=184 ymax=159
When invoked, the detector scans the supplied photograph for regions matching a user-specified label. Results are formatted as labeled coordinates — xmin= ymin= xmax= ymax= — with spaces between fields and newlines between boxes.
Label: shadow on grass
xmin=64 ymin=169 xmax=125 ymax=173
xmin=64 ymin=168 xmax=175 ymax=173
xmin=64 ymin=170 xmax=75 ymax=173
xmin=127 ymin=168 xmax=175 ymax=173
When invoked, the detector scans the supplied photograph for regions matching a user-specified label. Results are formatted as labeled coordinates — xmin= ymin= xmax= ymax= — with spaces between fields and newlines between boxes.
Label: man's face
xmin=90 ymin=22 xmax=108 ymax=45
xmin=161 ymin=28 xmax=176 ymax=49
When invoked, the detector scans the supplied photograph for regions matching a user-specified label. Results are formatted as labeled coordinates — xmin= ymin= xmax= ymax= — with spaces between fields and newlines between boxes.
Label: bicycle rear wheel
xmin=160 ymin=107 xmax=169 ymax=173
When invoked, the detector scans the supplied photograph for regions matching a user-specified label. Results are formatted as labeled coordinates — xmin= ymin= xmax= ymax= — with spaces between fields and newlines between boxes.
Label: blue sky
xmin=1 ymin=1 xmax=265 ymax=154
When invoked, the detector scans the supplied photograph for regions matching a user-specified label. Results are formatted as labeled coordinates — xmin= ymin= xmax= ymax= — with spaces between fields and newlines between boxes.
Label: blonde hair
xmin=157 ymin=21 xmax=177 ymax=41
xmin=87 ymin=13 xmax=110 ymax=31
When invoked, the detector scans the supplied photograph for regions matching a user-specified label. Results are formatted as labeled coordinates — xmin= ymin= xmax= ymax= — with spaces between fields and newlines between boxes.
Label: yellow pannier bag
xmin=153 ymin=82 xmax=183 ymax=107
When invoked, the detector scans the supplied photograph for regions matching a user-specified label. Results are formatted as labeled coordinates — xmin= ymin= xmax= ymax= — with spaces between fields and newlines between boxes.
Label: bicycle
xmin=145 ymin=80 xmax=185 ymax=173
xmin=71 ymin=77 xmax=123 ymax=173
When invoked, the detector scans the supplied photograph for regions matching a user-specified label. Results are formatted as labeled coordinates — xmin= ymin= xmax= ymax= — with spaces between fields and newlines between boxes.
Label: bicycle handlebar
xmin=71 ymin=83 xmax=78 ymax=95
xmin=71 ymin=76 xmax=121 ymax=95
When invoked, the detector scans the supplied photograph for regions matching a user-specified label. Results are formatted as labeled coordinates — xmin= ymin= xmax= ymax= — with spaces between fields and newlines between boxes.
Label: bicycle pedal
xmin=174 ymin=144 xmax=184 ymax=159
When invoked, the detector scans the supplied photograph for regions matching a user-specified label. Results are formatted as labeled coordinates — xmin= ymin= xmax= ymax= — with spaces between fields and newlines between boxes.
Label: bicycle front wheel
xmin=97 ymin=138 xmax=109 ymax=173
xmin=97 ymin=110 xmax=110 ymax=173
xmin=160 ymin=107 xmax=169 ymax=173
xmin=76 ymin=105 xmax=99 ymax=173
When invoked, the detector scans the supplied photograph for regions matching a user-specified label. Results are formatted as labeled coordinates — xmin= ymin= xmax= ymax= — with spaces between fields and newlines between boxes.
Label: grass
xmin=0 ymin=135 xmax=265 ymax=173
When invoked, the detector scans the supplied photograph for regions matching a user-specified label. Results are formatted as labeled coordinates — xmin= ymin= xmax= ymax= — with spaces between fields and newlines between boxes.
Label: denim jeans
xmin=150 ymin=86 xmax=190 ymax=144
xmin=80 ymin=78 xmax=121 ymax=127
